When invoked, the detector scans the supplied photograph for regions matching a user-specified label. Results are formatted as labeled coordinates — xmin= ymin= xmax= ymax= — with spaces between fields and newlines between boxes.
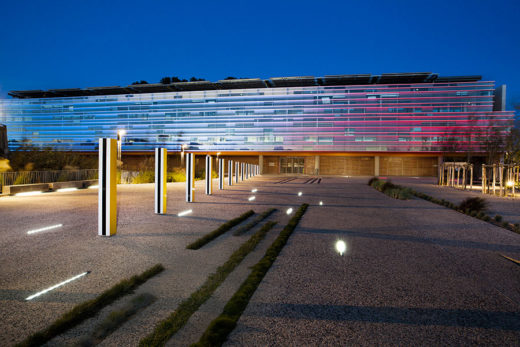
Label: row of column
xmin=186 ymin=153 xmax=259 ymax=202
xmin=98 ymin=139 xmax=259 ymax=236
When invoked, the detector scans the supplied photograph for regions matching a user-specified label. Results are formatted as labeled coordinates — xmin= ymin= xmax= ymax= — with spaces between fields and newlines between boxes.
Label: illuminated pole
xmin=98 ymin=138 xmax=117 ymax=236
xmin=186 ymin=153 xmax=195 ymax=202
xmin=117 ymin=130 xmax=126 ymax=168
xmin=155 ymin=148 xmax=167 ymax=214
xmin=181 ymin=144 xmax=188 ymax=164
xmin=219 ymin=158 xmax=224 ymax=190
xmin=228 ymin=159 xmax=233 ymax=186
xmin=205 ymin=155 xmax=212 ymax=195
xmin=241 ymin=162 xmax=245 ymax=181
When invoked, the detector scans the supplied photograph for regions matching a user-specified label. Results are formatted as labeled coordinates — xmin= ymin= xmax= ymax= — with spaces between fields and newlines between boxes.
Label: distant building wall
xmin=493 ymin=85 xmax=506 ymax=111
xmin=0 ymin=124 xmax=7 ymax=156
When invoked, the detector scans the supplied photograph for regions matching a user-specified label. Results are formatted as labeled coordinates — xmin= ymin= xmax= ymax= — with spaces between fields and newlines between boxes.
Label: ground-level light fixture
xmin=25 ymin=271 xmax=90 ymax=301
xmin=16 ymin=191 xmax=43 ymax=197
xmin=335 ymin=240 xmax=346 ymax=256
xmin=319 ymin=201 xmax=323 ymax=206
xmin=298 ymin=192 xmax=302 ymax=196
xmin=88 ymin=185 xmax=99 ymax=189
xmin=506 ymin=180 xmax=514 ymax=187
xmin=286 ymin=208 xmax=293 ymax=215
xmin=178 ymin=209 xmax=193 ymax=217
xmin=251 ymin=188 xmax=258 ymax=193
xmin=27 ymin=224 xmax=63 ymax=235
xmin=57 ymin=187 xmax=77 ymax=193
xmin=248 ymin=196 xmax=256 ymax=201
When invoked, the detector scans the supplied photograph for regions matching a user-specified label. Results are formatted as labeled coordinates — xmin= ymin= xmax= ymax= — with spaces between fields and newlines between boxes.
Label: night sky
xmin=1 ymin=0 xmax=519 ymax=116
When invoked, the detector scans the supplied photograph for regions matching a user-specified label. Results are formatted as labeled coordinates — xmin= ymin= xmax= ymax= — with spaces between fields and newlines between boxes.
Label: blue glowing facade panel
xmin=0 ymin=81 xmax=514 ymax=153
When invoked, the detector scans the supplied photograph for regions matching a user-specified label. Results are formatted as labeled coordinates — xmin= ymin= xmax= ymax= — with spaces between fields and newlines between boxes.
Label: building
xmin=0 ymin=73 xmax=515 ymax=176
xmin=0 ymin=124 xmax=7 ymax=157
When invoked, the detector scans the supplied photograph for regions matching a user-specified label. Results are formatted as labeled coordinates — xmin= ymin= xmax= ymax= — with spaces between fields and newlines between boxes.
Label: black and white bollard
xmin=155 ymin=148 xmax=167 ymax=214
xmin=228 ymin=160 xmax=233 ymax=186
xmin=235 ymin=161 xmax=239 ymax=183
xmin=205 ymin=155 xmax=212 ymax=195
xmin=98 ymin=138 xmax=117 ymax=236
xmin=186 ymin=153 xmax=195 ymax=202
xmin=219 ymin=158 xmax=224 ymax=190
xmin=241 ymin=162 xmax=245 ymax=181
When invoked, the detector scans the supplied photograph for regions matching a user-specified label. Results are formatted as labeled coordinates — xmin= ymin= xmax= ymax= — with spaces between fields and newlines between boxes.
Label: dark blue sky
xmin=1 ymin=0 xmax=519 ymax=113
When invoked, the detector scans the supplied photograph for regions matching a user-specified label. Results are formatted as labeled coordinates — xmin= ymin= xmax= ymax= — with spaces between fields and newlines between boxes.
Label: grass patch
xmin=368 ymin=177 xmax=412 ymax=200
xmin=186 ymin=210 xmax=255 ymax=250
xmin=140 ymin=221 xmax=278 ymax=346
xmin=192 ymin=203 xmax=309 ymax=347
xmin=16 ymin=264 xmax=164 ymax=347
xmin=77 ymin=293 xmax=156 ymax=346
xmin=233 ymin=208 xmax=277 ymax=236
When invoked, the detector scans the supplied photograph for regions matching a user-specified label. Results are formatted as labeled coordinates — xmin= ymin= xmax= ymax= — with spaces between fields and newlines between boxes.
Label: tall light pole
xmin=117 ymin=130 xmax=126 ymax=167
xmin=181 ymin=144 xmax=188 ymax=164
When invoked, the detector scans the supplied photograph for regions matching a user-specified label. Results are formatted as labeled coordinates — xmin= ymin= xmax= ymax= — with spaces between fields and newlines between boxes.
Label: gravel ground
xmin=390 ymin=177 xmax=520 ymax=225
xmin=226 ymin=177 xmax=520 ymax=346
xmin=0 ymin=177 xmax=284 ymax=346
xmin=2 ymin=175 xmax=519 ymax=346
xmin=0 ymin=176 xmax=299 ymax=346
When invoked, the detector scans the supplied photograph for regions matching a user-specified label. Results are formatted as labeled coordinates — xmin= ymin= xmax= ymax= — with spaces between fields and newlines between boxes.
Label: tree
xmin=131 ymin=80 xmax=148 ymax=85
xmin=160 ymin=77 xmax=171 ymax=84
xmin=190 ymin=77 xmax=206 ymax=82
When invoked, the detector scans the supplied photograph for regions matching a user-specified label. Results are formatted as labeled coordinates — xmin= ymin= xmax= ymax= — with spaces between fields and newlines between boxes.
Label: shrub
xmin=470 ymin=211 xmax=477 ymax=217
xmin=484 ymin=216 xmax=491 ymax=222
xmin=458 ymin=197 xmax=488 ymax=214
xmin=132 ymin=171 xmax=155 ymax=184
xmin=167 ymin=168 xmax=186 ymax=182
xmin=494 ymin=215 xmax=503 ymax=222
xmin=13 ymin=172 xmax=29 ymax=185
xmin=397 ymin=187 xmax=412 ymax=200
xmin=367 ymin=177 xmax=379 ymax=186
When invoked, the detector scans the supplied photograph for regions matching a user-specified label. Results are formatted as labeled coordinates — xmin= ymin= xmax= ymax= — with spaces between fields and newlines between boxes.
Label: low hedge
xmin=409 ymin=189 xmax=520 ymax=234
xmin=368 ymin=177 xmax=412 ymax=200
xmin=140 ymin=220 xmax=278 ymax=346
xmin=17 ymin=264 xmax=164 ymax=347
xmin=192 ymin=203 xmax=309 ymax=347
xmin=186 ymin=210 xmax=255 ymax=250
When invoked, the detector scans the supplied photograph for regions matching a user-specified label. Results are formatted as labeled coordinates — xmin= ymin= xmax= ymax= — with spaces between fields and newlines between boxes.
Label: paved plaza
xmin=0 ymin=176 xmax=519 ymax=345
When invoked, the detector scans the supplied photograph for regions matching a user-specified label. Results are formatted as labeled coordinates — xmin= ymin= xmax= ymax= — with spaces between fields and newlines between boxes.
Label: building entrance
xmin=280 ymin=157 xmax=305 ymax=174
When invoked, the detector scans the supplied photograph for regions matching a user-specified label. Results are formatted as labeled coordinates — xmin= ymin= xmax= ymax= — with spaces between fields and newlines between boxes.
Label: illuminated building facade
xmin=1 ymin=73 xmax=515 ymax=175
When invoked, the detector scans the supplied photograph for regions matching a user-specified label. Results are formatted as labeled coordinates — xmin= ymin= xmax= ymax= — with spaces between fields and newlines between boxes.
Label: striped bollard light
xmin=241 ymin=162 xmax=245 ymax=181
xmin=246 ymin=163 xmax=249 ymax=179
xmin=219 ymin=158 xmax=224 ymax=190
xmin=228 ymin=160 xmax=233 ymax=186
xmin=155 ymin=148 xmax=167 ymax=214
xmin=235 ymin=162 xmax=239 ymax=183
xmin=98 ymin=138 xmax=117 ymax=236
xmin=186 ymin=153 xmax=195 ymax=202
xmin=205 ymin=155 xmax=212 ymax=195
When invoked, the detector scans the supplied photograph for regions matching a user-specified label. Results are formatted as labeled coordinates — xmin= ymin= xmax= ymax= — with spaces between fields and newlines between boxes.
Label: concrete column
xmin=98 ymin=138 xmax=117 ymax=236
xmin=205 ymin=155 xmax=212 ymax=195
xmin=314 ymin=155 xmax=320 ymax=175
xmin=374 ymin=156 xmax=380 ymax=176
xmin=228 ymin=160 xmax=233 ymax=186
xmin=218 ymin=158 xmax=224 ymax=190
xmin=186 ymin=153 xmax=195 ymax=202
xmin=155 ymin=148 xmax=167 ymax=214
xmin=259 ymin=155 xmax=264 ymax=174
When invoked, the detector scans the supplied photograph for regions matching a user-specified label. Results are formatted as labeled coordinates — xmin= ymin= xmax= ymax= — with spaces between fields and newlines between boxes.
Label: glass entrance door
xmin=280 ymin=157 xmax=305 ymax=174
